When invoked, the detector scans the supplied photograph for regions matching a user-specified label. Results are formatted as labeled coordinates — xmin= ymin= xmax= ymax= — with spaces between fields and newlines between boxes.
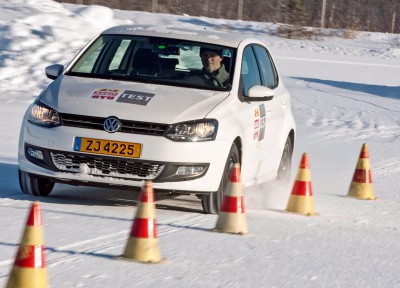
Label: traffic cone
xmin=121 ymin=181 xmax=163 ymax=263
xmin=213 ymin=163 xmax=248 ymax=234
xmin=286 ymin=153 xmax=317 ymax=216
xmin=6 ymin=201 xmax=48 ymax=288
xmin=347 ymin=143 xmax=375 ymax=200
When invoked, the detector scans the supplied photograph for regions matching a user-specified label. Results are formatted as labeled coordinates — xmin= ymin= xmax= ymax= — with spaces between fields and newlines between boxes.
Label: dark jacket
xmin=187 ymin=64 xmax=230 ymax=88
xmin=201 ymin=64 xmax=230 ymax=87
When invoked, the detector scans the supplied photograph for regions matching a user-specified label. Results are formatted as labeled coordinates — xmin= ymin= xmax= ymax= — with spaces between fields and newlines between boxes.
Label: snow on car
xmin=18 ymin=25 xmax=296 ymax=214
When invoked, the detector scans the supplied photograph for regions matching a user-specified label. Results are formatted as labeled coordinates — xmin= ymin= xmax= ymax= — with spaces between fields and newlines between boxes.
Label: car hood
xmin=39 ymin=75 xmax=230 ymax=124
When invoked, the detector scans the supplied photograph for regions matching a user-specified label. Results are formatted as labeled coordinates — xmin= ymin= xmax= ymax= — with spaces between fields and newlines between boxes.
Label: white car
xmin=18 ymin=25 xmax=296 ymax=214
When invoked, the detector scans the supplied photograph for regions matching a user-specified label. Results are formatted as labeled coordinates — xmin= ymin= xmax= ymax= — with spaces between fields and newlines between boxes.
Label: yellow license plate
xmin=74 ymin=137 xmax=141 ymax=158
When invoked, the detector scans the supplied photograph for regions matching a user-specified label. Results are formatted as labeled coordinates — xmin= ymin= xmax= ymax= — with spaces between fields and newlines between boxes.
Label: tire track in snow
xmin=309 ymin=85 xmax=400 ymax=113
xmin=0 ymin=213 xmax=215 ymax=276
xmin=372 ymin=158 xmax=400 ymax=180
xmin=286 ymin=77 xmax=400 ymax=146
xmin=45 ymin=213 xmax=215 ymax=267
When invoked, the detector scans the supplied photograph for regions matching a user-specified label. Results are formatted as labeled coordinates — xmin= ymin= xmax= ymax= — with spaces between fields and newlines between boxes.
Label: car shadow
xmin=291 ymin=77 xmax=400 ymax=99
xmin=0 ymin=162 xmax=204 ymax=214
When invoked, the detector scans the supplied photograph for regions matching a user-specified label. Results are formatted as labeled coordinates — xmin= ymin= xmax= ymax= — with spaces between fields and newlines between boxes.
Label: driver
xmin=187 ymin=47 xmax=230 ymax=88
xmin=199 ymin=47 xmax=230 ymax=87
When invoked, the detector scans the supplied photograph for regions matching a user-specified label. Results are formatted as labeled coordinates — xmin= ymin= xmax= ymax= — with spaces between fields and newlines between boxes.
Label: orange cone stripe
xmin=291 ymin=181 xmax=313 ymax=196
xmin=14 ymin=245 xmax=46 ymax=268
xmin=229 ymin=167 xmax=241 ymax=182
xmin=139 ymin=191 xmax=154 ymax=203
xmin=220 ymin=195 xmax=245 ymax=213
xmin=27 ymin=203 xmax=42 ymax=226
xmin=352 ymin=169 xmax=372 ymax=183
xmin=359 ymin=150 xmax=369 ymax=158
xmin=130 ymin=218 xmax=157 ymax=238
xmin=299 ymin=154 xmax=309 ymax=169
xmin=359 ymin=144 xmax=369 ymax=158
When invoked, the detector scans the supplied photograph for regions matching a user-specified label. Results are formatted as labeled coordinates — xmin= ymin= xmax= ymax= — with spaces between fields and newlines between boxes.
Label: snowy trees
xmin=58 ymin=0 xmax=399 ymax=33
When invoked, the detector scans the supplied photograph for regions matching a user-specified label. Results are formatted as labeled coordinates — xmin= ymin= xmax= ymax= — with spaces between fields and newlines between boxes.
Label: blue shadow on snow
xmin=292 ymin=77 xmax=400 ymax=100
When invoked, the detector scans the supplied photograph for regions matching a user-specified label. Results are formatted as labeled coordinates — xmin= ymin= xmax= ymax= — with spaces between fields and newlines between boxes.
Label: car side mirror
xmin=248 ymin=85 xmax=274 ymax=97
xmin=45 ymin=64 xmax=64 ymax=80
xmin=246 ymin=85 xmax=275 ymax=101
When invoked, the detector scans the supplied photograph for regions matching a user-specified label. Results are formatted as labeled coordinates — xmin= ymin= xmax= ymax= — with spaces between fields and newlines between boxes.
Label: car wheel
xmin=18 ymin=169 xmax=54 ymax=196
xmin=277 ymin=137 xmax=293 ymax=184
xmin=201 ymin=143 xmax=240 ymax=214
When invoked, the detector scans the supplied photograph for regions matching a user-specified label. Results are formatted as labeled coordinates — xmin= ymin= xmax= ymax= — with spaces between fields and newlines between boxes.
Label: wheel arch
xmin=233 ymin=136 xmax=243 ymax=165
xmin=288 ymin=129 xmax=295 ymax=154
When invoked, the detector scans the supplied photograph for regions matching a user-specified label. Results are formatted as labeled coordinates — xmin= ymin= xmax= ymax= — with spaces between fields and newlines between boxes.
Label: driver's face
xmin=201 ymin=51 xmax=223 ymax=73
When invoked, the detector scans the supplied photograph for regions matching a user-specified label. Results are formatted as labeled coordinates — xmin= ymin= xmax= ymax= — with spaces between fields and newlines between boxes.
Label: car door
xmin=253 ymin=44 xmax=287 ymax=176
xmin=239 ymin=45 xmax=285 ymax=183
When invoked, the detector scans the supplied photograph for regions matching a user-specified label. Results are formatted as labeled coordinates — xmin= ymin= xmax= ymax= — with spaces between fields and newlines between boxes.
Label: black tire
xmin=202 ymin=143 xmax=240 ymax=214
xmin=18 ymin=169 xmax=54 ymax=196
xmin=277 ymin=136 xmax=293 ymax=184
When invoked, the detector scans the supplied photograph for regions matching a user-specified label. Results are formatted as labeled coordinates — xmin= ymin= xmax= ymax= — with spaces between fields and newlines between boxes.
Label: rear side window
xmin=72 ymin=38 xmax=107 ymax=73
xmin=253 ymin=45 xmax=278 ymax=88
xmin=241 ymin=46 xmax=261 ymax=96
xmin=109 ymin=39 xmax=131 ymax=70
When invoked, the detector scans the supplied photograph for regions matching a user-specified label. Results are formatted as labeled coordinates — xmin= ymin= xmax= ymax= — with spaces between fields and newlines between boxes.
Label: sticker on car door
xmin=254 ymin=104 xmax=266 ymax=142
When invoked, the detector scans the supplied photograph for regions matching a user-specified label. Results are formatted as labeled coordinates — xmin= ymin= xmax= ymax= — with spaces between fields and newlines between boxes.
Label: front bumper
xmin=18 ymin=121 xmax=231 ymax=193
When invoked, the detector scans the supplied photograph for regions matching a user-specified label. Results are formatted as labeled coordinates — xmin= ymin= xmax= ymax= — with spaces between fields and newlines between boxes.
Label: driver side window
xmin=241 ymin=46 xmax=261 ymax=96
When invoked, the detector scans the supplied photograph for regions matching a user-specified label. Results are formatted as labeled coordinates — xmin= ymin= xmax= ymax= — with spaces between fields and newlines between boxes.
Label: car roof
xmin=101 ymin=25 xmax=253 ymax=48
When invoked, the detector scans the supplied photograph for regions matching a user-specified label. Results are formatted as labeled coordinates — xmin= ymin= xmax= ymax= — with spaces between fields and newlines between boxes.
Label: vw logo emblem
xmin=103 ymin=117 xmax=121 ymax=133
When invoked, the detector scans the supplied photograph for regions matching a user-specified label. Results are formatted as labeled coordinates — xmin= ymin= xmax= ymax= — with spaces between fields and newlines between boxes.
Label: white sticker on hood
xmin=90 ymin=89 xmax=123 ymax=100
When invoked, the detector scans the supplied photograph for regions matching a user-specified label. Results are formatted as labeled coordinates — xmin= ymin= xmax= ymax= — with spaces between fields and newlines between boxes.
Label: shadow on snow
xmin=0 ymin=162 xmax=204 ymax=214
xmin=292 ymin=77 xmax=400 ymax=100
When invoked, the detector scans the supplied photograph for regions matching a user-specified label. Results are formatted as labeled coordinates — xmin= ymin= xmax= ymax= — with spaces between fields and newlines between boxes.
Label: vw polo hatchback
xmin=18 ymin=25 xmax=296 ymax=214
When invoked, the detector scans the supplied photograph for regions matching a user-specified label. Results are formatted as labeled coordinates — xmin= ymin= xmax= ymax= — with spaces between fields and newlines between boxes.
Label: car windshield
xmin=66 ymin=35 xmax=235 ymax=91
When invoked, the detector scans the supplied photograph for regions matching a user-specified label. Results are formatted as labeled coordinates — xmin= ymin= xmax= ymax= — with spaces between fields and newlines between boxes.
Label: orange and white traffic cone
xmin=122 ymin=181 xmax=163 ymax=263
xmin=347 ymin=143 xmax=375 ymax=200
xmin=6 ymin=201 xmax=48 ymax=288
xmin=286 ymin=153 xmax=317 ymax=216
xmin=213 ymin=163 xmax=248 ymax=234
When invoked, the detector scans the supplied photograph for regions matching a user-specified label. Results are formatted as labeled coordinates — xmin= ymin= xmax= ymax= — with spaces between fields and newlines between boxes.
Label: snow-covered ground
xmin=0 ymin=0 xmax=399 ymax=287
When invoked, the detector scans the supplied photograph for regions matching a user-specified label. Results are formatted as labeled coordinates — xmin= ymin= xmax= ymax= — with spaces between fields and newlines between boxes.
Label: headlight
xmin=27 ymin=101 xmax=61 ymax=127
xmin=165 ymin=119 xmax=218 ymax=142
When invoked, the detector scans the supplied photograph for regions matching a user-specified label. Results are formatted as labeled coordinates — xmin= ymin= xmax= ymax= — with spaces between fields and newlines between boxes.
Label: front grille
xmin=51 ymin=152 xmax=165 ymax=180
xmin=59 ymin=113 xmax=169 ymax=136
